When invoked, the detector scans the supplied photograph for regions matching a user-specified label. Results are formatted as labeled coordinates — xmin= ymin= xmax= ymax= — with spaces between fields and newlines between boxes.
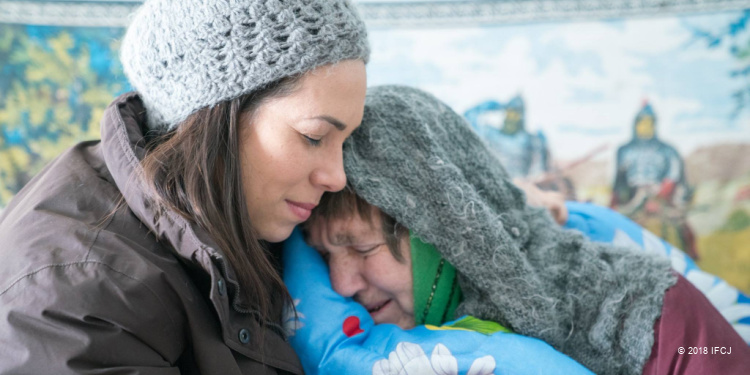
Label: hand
xmin=513 ymin=178 xmax=569 ymax=225
xmin=657 ymin=179 xmax=676 ymax=200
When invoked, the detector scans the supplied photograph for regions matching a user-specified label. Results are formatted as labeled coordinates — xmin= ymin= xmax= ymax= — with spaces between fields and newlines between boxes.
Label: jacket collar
xmin=100 ymin=92 xmax=226 ymax=277
xmin=99 ymin=93 xmax=303 ymax=373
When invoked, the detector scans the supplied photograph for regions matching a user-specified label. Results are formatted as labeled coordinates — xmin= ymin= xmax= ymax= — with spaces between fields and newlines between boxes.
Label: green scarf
xmin=411 ymin=232 xmax=510 ymax=334
xmin=410 ymin=232 xmax=462 ymax=326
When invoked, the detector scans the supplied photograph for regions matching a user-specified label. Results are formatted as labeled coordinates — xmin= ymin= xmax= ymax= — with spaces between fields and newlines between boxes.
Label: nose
xmin=328 ymin=254 xmax=366 ymax=298
xmin=311 ymin=146 xmax=347 ymax=192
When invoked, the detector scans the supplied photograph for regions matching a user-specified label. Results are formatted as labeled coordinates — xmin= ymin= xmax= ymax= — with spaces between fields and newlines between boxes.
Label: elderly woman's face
xmin=306 ymin=210 xmax=416 ymax=329
xmin=239 ymin=60 xmax=367 ymax=242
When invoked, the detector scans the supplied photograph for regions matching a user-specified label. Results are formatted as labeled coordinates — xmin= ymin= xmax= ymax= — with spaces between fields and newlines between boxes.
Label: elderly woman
xmin=294 ymin=85 xmax=750 ymax=375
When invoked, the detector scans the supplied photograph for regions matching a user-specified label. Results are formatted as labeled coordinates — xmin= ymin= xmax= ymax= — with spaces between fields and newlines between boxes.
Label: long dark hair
xmin=140 ymin=76 xmax=301 ymax=327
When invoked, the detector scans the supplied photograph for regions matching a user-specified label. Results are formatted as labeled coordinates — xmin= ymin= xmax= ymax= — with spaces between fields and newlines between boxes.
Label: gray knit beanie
xmin=344 ymin=85 xmax=678 ymax=375
xmin=120 ymin=0 xmax=369 ymax=131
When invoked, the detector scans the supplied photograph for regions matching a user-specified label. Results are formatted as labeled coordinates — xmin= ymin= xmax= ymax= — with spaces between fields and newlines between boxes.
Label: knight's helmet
xmin=633 ymin=100 xmax=657 ymax=140
xmin=502 ymin=94 xmax=526 ymax=134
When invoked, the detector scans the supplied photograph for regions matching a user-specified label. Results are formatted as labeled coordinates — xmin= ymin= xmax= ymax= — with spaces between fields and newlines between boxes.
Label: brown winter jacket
xmin=0 ymin=92 xmax=304 ymax=374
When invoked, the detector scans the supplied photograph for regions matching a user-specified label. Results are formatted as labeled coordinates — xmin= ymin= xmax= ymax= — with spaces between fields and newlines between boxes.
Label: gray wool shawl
xmin=343 ymin=85 xmax=678 ymax=375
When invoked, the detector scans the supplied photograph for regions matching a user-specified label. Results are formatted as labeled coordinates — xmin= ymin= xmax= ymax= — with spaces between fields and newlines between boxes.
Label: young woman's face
xmin=239 ymin=60 xmax=366 ymax=242
xmin=306 ymin=210 xmax=416 ymax=329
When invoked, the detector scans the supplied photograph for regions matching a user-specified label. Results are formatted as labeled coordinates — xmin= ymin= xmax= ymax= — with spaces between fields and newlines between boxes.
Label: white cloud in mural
xmin=367 ymin=11 xmax=750 ymax=162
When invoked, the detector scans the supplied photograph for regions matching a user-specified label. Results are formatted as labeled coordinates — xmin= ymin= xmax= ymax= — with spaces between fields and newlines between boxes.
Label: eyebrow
xmin=312 ymin=115 xmax=347 ymax=131
xmin=332 ymin=232 xmax=356 ymax=246
xmin=332 ymin=229 xmax=385 ymax=248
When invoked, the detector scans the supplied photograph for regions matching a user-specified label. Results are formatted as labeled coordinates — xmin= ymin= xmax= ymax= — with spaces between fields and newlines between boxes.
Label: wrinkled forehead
xmin=306 ymin=211 xmax=384 ymax=247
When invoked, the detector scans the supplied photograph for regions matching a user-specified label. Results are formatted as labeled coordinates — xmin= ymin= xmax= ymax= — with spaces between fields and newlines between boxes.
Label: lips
xmin=366 ymin=299 xmax=391 ymax=314
xmin=286 ymin=200 xmax=316 ymax=221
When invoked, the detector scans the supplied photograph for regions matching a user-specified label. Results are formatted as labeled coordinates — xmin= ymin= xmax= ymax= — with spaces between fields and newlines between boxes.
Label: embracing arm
xmin=512 ymin=177 xmax=568 ymax=225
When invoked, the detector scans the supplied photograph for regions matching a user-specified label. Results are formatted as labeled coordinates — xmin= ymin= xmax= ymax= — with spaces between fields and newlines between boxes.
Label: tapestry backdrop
xmin=367 ymin=9 xmax=750 ymax=293
xmin=0 ymin=24 xmax=128 ymax=204
xmin=1 ymin=6 xmax=749 ymax=292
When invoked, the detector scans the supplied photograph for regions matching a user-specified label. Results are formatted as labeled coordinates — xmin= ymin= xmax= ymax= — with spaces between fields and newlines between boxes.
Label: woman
xmin=291 ymin=85 xmax=750 ymax=375
xmin=303 ymin=185 xmax=750 ymax=374
xmin=0 ymin=0 xmax=368 ymax=373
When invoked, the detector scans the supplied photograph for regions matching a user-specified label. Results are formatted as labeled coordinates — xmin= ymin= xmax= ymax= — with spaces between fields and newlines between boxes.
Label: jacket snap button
xmin=238 ymin=328 xmax=250 ymax=344
xmin=217 ymin=279 xmax=226 ymax=296
xmin=511 ymin=227 xmax=520 ymax=237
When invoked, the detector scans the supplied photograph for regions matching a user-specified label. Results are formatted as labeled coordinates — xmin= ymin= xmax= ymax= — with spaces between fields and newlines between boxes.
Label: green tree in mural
xmin=0 ymin=25 xmax=128 ymax=206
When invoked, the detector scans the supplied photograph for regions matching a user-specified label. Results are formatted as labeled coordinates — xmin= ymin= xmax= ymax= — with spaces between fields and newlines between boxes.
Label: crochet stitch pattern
xmin=120 ymin=0 xmax=369 ymax=131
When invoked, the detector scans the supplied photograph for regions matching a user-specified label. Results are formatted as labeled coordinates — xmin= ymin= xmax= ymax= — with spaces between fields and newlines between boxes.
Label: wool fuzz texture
xmin=344 ymin=85 xmax=678 ymax=375
xmin=120 ymin=0 xmax=369 ymax=131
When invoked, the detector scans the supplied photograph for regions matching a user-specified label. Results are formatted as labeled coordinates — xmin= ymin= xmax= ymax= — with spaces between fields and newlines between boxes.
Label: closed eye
xmin=303 ymin=134 xmax=322 ymax=147
xmin=354 ymin=244 xmax=383 ymax=256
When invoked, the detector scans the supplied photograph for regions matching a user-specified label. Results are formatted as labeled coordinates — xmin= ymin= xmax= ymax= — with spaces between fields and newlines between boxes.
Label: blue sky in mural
xmin=366 ymin=10 xmax=750 ymax=161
